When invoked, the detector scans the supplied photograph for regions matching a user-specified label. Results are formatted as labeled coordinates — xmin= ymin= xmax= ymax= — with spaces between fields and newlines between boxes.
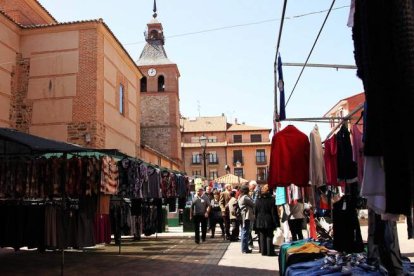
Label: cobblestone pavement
xmin=0 ymin=236 xmax=277 ymax=276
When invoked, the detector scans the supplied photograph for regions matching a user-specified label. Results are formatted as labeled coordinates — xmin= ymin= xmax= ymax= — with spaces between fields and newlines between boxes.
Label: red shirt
xmin=323 ymin=135 xmax=338 ymax=185
xmin=268 ymin=125 xmax=310 ymax=188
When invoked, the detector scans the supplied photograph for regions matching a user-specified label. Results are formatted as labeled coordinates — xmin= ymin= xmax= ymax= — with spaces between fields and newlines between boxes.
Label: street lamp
xmin=199 ymin=135 xmax=208 ymax=178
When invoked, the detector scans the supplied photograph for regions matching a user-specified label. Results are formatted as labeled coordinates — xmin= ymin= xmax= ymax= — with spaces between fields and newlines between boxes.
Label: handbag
xmin=273 ymin=227 xmax=284 ymax=246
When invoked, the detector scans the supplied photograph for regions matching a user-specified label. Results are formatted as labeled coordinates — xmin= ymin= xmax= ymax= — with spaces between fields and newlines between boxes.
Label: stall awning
xmin=0 ymin=127 xmax=105 ymax=154
xmin=214 ymin=173 xmax=248 ymax=186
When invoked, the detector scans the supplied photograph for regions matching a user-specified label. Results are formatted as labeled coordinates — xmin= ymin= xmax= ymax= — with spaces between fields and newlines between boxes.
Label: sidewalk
xmin=0 ymin=222 xmax=412 ymax=275
xmin=159 ymin=226 xmax=279 ymax=272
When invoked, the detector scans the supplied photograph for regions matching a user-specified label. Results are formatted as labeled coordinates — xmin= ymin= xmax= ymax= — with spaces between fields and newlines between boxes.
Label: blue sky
xmin=39 ymin=0 xmax=363 ymax=139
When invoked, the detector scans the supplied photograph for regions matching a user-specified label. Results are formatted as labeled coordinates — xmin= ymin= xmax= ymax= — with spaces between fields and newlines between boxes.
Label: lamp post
xmin=199 ymin=135 xmax=208 ymax=179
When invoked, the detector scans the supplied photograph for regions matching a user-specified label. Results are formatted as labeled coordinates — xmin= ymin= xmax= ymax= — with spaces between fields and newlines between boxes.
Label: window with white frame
xmin=208 ymin=136 xmax=217 ymax=143
xmin=192 ymin=152 xmax=201 ymax=164
xmin=209 ymin=169 xmax=218 ymax=180
xmin=192 ymin=170 xmax=201 ymax=177
xmin=208 ymin=151 xmax=218 ymax=163
xmin=256 ymin=149 xmax=266 ymax=163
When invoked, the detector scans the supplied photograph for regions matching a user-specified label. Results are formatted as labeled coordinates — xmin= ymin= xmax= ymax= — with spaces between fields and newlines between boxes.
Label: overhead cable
xmin=285 ymin=0 xmax=337 ymax=107
xmin=123 ymin=5 xmax=349 ymax=46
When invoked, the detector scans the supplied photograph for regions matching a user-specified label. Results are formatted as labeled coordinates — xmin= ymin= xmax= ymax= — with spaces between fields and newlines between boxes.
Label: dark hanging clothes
xmin=353 ymin=0 xmax=414 ymax=218
xmin=336 ymin=125 xmax=358 ymax=183
xmin=332 ymin=196 xmax=364 ymax=253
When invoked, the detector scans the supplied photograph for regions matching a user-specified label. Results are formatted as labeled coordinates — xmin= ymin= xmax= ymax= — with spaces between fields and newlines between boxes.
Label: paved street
xmin=0 ymin=220 xmax=413 ymax=275
xmin=0 ymin=234 xmax=277 ymax=276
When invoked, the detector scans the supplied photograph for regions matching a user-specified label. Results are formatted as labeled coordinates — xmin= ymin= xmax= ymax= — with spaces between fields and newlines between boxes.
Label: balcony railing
xmin=256 ymin=158 xmax=267 ymax=165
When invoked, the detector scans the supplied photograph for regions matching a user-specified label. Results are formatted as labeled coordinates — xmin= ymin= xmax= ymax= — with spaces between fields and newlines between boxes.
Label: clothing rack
xmin=323 ymin=102 xmax=364 ymax=142
xmin=279 ymin=116 xmax=359 ymax=124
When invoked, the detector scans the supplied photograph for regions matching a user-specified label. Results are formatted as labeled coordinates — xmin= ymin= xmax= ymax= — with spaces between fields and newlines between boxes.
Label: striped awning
xmin=213 ymin=173 xmax=248 ymax=186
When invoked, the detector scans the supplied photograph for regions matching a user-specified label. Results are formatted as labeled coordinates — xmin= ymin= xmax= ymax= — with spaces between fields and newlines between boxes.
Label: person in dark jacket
xmin=254 ymin=184 xmax=280 ymax=256
xmin=210 ymin=190 xmax=225 ymax=239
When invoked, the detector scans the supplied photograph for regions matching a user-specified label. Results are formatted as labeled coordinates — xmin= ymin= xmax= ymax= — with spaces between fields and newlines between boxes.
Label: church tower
xmin=137 ymin=0 xmax=182 ymax=165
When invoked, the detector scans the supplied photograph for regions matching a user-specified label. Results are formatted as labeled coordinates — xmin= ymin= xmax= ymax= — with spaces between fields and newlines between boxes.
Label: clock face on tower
xmin=148 ymin=68 xmax=157 ymax=77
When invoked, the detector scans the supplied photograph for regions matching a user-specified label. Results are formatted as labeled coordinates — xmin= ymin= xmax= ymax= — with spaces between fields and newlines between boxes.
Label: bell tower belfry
xmin=137 ymin=0 xmax=182 ymax=165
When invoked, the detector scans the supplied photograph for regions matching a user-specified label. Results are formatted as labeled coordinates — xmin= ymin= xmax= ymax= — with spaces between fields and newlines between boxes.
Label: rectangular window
xmin=209 ymin=169 xmax=218 ymax=180
xmin=257 ymin=167 xmax=267 ymax=181
xmin=119 ymin=84 xmax=124 ymax=114
xmin=256 ymin=149 xmax=266 ymax=164
xmin=208 ymin=136 xmax=217 ymax=143
xmin=233 ymin=135 xmax=242 ymax=143
xmin=192 ymin=170 xmax=201 ymax=177
xmin=208 ymin=151 xmax=218 ymax=164
xmin=192 ymin=153 xmax=201 ymax=164
xmin=233 ymin=150 xmax=243 ymax=164
xmin=234 ymin=168 xmax=244 ymax=178
xmin=251 ymin=134 xmax=262 ymax=142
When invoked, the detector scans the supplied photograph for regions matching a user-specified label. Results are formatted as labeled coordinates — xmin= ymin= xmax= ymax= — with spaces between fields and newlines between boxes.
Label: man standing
xmin=190 ymin=187 xmax=211 ymax=244
xmin=248 ymin=180 xmax=260 ymax=246
xmin=219 ymin=183 xmax=232 ymax=240
xmin=248 ymin=180 xmax=260 ymax=203
xmin=239 ymin=184 xmax=255 ymax=253
xmin=205 ymin=185 xmax=214 ymax=232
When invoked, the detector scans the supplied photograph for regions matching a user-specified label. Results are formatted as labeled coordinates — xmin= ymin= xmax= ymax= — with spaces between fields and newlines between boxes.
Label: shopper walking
xmin=238 ymin=184 xmax=254 ymax=253
xmin=190 ymin=187 xmax=211 ymax=244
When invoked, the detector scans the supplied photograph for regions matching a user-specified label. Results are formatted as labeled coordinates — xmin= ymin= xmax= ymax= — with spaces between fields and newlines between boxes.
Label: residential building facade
xmin=324 ymin=92 xmax=365 ymax=131
xmin=181 ymin=115 xmax=272 ymax=184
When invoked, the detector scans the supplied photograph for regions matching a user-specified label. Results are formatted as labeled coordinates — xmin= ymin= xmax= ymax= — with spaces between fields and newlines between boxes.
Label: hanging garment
xmin=361 ymin=156 xmax=386 ymax=215
xmin=332 ymin=195 xmax=364 ymax=253
xmin=353 ymin=0 xmax=414 ymax=217
xmin=309 ymin=125 xmax=326 ymax=187
xmin=100 ymin=156 xmax=119 ymax=195
xmin=336 ymin=125 xmax=358 ymax=183
xmin=268 ymin=125 xmax=310 ymax=188
xmin=323 ymin=135 xmax=338 ymax=186
xmin=275 ymin=187 xmax=287 ymax=206
xmin=351 ymin=124 xmax=364 ymax=185
xmin=147 ymin=166 xmax=161 ymax=198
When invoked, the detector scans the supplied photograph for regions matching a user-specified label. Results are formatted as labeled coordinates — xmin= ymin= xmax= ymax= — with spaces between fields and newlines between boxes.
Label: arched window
xmin=140 ymin=76 xmax=147 ymax=92
xmin=150 ymin=30 xmax=158 ymax=40
xmin=158 ymin=75 xmax=165 ymax=92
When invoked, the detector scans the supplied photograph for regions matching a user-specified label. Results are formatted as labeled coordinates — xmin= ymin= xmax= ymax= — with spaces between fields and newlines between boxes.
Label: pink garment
xmin=323 ymin=135 xmax=338 ymax=185
xmin=351 ymin=125 xmax=364 ymax=184
xmin=268 ymin=125 xmax=310 ymax=188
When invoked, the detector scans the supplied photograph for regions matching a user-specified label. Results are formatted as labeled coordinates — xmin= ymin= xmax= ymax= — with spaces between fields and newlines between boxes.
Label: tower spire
xmin=153 ymin=0 xmax=157 ymax=18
